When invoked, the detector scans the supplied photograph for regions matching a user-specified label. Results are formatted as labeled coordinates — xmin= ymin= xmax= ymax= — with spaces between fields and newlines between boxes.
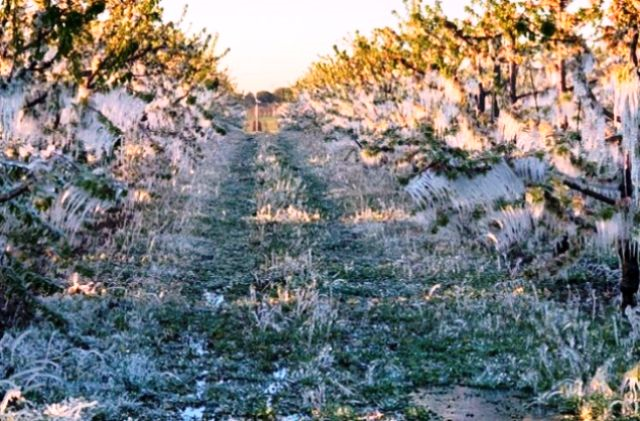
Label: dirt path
xmin=181 ymin=132 xmax=259 ymax=295
xmin=7 ymin=129 xmax=565 ymax=420
xmin=151 ymin=130 xmax=538 ymax=420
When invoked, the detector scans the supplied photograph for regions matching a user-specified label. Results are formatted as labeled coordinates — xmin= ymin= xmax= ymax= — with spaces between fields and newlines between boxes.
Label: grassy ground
xmin=2 ymin=130 xmax=640 ymax=420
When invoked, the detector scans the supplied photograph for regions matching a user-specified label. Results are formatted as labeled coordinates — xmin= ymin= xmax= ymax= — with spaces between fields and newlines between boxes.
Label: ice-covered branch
xmin=0 ymin=182 xmax=31 ymax=203
xmin=561 ymin=178 xmax=618 ymax=206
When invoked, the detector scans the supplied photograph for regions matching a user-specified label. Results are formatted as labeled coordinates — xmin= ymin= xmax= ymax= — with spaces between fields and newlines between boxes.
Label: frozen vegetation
xmin=4 ymin=0 xmax=640 ymax=420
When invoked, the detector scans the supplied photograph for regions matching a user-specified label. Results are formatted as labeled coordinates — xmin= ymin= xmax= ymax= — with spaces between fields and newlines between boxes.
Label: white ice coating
xmin=577 ymin=106 xmax=621 ymax=174
xmin=550 ymin=152 xmax=582 ymax=178
xmin=75 ymin=114 xmax=116 ymax=159
xmin=0 ymin=88 xmax=40 ymax=145
xmin=294 ymin=71 xmax=468 ymax=146
xmin=92 ymin=88 xmax=146 ymax=132
xmin=0 ymin=89 xmax=24 ymax=142
xmin=434 ymin=103 xmax=459 ymax=134
xmin=568 ymin=55 xmax=623 ymax=175
xmin=485 ymin=206 xmax=534 ymax=253
xmin=47 ymin=186 xmax=110 ymax=240
xmin=595 ymin=213 xmax=627 ymax=250
xmin=405 ymin=161 xmax=525 ymax=211
xmin=293 ymin=54 xmax=636 ymax=259
xmin=497 ymin=112 xmax=522 ymax=143
xmin=144 ymin=96 xmax=173 ymax=131
xmin=513 ymin=157 xmax=548 ymax=183
xmin=445 ymin=121 xmax=484 ymax=151
xmin=1 ymin=78 xmax=232 ymax=249
xmin=613 ymin=71 xmax=640 ymax=202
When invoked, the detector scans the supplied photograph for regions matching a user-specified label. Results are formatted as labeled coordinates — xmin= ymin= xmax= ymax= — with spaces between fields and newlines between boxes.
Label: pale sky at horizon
xmin=162 ymin=1 xmax=466 ymax=93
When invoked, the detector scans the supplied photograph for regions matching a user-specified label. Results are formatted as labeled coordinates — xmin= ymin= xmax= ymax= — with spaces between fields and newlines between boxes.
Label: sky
xmin=162 ymin=1 xmax=466 ymax=94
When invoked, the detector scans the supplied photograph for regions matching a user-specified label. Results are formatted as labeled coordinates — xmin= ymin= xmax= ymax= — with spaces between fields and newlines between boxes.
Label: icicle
xmin=514 ymin=125 xmax=547 ymax=153
xmin=434 ymin=104 xmax=458 ymax=134
xmin=439 ymin=76 xmax=464 ymax=104
xmin=613 ymin=68 xmax=640 ymax=203
xmin=76 ymin=113 xmax=116 ymax=159
xmin=572 ymin=55 xmax=608 ymax=133
xmin=398 ymin=99 xmax=415 ymax=127
xmin=497 ymin=112 xmax=521 ymax=143
xmin=47 ymin=186 xmax=110 ymax=241
xmin=578 ymin=107 xmax=621 ymax=174
xmin=0 ymin=87 xmax=41 ymax=145
xmin=93 ymin=89 xmax=146 ymax=133
xmin=582 ymin=54 xmax=595 ymax=74
xmin=513 ymin=157 xmax=548 ymax=183
xmin=485 ymin=206 xmax=534 ymax=253
xmin=445 ymin=120 xmax=484 ymax=151
xmin=406 ymin=170 xmax=451 ymax=207
xmin=406 ymin=161 xmax=525 ymax=210
xmin=595 ymin=213 xmax=626 ymax=250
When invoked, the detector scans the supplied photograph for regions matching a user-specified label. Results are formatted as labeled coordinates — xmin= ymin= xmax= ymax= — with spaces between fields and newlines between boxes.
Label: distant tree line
xmin=244 ymin=88 xmax=295 ymax=106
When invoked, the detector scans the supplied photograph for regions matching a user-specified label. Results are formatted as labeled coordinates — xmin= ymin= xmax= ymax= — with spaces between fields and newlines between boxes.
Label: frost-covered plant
xmin=288 ymin=0 xmax=640 ymax=308
xmin=248 ymin=282 xmax=337 ymax=345
xmin=254 ymin=139 xmax=320 ymax=224
xmin=0 ymin=0 xmax=242 ymax=324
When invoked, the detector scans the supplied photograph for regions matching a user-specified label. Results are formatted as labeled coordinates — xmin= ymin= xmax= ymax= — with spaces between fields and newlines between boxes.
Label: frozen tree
xmin=0 ymin=0 xmax=240 ymax=327
xmin=291 ymin=0 xmax=640 ymax=310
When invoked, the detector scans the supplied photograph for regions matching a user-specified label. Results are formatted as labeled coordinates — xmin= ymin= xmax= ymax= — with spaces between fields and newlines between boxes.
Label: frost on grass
xmin=43 ymin=399 xmax=98 ymax=420
xmin=254 ymin=137 xmax=322 ymax=225
xmin=0 ymin=331 xmax=97 ymax=419
xmin=180 ymin=406 xmax=205 ymax=421
xmin=255 ymin=204 xmax=321 ymax=224
xmin=343 ymin=207 xmax=410 ymax=224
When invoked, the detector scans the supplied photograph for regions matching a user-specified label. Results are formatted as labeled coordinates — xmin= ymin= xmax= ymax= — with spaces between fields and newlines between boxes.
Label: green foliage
xmin=204 ymin=78 xmax=220 ymax=91
xmin=76 ymin=174 xmax=121 ymax=201
xmin=540 ymin=20 xmax=557 ymax=39
xmin=598 ymin=206 xmax=616 ymax=221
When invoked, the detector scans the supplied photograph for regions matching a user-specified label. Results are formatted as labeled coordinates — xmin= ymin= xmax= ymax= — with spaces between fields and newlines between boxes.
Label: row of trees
xmin=0 ymin=0 xmax=240 ymax=328
xmin=292 ymin=0 xmax=640 ymax=309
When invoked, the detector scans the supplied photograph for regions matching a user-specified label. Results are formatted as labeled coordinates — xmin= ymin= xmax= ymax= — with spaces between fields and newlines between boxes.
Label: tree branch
xmin=0 ymin=182 xmax=30 ymax=203
xmin=0 ymin=159 xmax=32 ymax=171
xmin=24 ymin=92 xmax=48 ymax=109
xmin=441 ymin=19 xmax=500 ymax=45
xmin=516 ymin=87 xmax=552 ymax=101
xmin=605 ymin=134 xmax=623 ymax=144
xmin=562 ymin=178 xmax=617 ymax=205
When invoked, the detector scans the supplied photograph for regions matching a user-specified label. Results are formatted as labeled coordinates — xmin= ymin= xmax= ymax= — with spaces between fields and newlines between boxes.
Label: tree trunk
xmin=620 ymin=153 xmax=638 ymax=311
xmin=557 ymin=0 xmax=568 ymax=93
xmin=478 ymin=82 xmax=487 ymax=114
xmin=620 ymin=240 xmax=639 ymax=310
xmin=492 ymin=63 xmax=501 ymax=120
xmin=559 ymin=59 xmax=569 ymax=129
xmin=509 ymin=61 xmax=518 ymax=104
xmin=558 ymin=60 xmax=568 ymax=127
xmin=558 ymin=59 xmax=568 ymax=94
